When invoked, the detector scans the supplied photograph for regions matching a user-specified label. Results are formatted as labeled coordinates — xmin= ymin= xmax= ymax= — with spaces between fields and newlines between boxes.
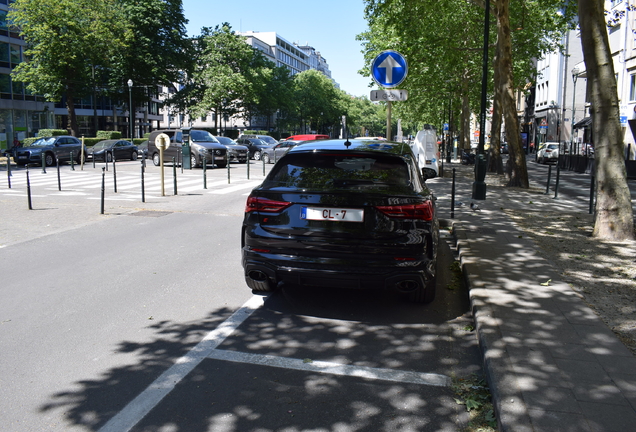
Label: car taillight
xmin=245 ymin=196 xmax=292 ymax=213
xmin=375 ymin=201 xmax=434 ymax=221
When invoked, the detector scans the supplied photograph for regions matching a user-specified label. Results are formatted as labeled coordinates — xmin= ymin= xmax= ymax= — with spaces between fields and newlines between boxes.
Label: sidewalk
xmin=428 ymin=162 xmax=636 ymax=432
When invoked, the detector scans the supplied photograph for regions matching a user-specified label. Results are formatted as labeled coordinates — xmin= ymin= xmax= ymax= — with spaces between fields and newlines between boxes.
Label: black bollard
xmin=41 ymin=152 xmax=46 ymax=174
xmin=26 ymin=165 xmax=32 ymax=210
xmin=173 ymin=157 xmax=177 ymax=195
xmin=247 ymin=157 xmax=250 ymax=179
xmin=203 ymin=150 xmax=207 ymax=189
xmin=553 ymin=162 xmax=560 ymax=199
xmin=262 ymin=156 xmax=265 ymax=176
xmin=545 ymin=164 xmax=552 ymax=194
xmin=112 ymin=152 xmax=117 ymax=193
xmin=100 ymin=167 xmax=105 ymax=214
xmin=70 ymin=151 xmax=74 ymax=171
xmin=56 ymin=156 xmax=61 ymax=191
xmin=227 ymin=157 xmax=231 ymax=184
xmin=451 ymin=168 xmax=456 ymax=219
xmin=589 ymin=174 xmax=595 ymax=215
xmin=141 ymin=160 xmax=145 ymax=203
xmin=6 ymin=154 xmax=11 ymax=188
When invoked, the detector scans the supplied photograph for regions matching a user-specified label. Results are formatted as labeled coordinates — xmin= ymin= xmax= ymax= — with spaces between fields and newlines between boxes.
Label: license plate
xmin=18 ymin=155 xmax=27 ymax=159
xmin=214 ymin=156 xmax=224 ymax=160
xmin=301 ymin=207 xmax=364 ymax=222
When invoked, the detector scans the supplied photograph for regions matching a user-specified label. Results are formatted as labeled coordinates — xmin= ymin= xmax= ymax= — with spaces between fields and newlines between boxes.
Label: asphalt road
xmin=526 ymin=156 xmax=636 ymax=212
xmin=0 ymin=160 xmax=482 ymax=432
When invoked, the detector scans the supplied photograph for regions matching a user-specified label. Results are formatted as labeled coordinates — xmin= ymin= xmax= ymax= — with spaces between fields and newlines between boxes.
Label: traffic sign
xmin=371 ymin=50 xmax=408 ymax=88
xmin=156 ymin=133 xmax=171 ymax=150
xmin=370 ymin=89 xmax=408 ymax=101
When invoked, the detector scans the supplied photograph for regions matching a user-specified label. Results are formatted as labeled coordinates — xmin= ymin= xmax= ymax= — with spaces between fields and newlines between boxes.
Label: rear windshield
xmin=262 ymin=153 xmax=416 ymax=193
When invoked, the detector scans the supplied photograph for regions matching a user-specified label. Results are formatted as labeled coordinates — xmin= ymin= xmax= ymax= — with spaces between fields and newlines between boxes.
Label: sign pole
xmin=386 ymin=101 xmax=392 ymax=140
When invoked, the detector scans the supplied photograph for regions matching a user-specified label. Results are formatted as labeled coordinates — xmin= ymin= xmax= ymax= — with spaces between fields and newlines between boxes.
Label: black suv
xmin=241 ymin=139 xmax=439 ymax=303
xmin=235 ymin=137 xmax=274 ymax=160
xmin=14 ymin=136 xmax=85 ymax=166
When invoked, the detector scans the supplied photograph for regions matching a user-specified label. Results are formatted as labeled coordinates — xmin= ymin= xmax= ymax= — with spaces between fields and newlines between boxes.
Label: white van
xmin=410 ymin=127 xmax=439 ymax=178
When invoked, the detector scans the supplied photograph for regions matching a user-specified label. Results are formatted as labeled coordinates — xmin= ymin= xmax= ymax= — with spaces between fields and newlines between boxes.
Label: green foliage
xmin=358 ymin=0 xmax=575 ymax=128
xmin=38 ymin=129 xmax=68 ymax=137
xmin=96 ymin=130 xmax=122 ymax=140
xmin=9 ymin=0 xmax=130 ymax=135
xmin=452 ymin=375 xmax=497 ymax=431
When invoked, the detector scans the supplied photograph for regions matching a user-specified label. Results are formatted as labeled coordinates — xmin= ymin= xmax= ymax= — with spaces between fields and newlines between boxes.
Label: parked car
xmin=87 ymin=139 xmax=138 ymax=162
xmin=235 ymin=137 xmax=274 ymax=160
xmin=187 ymin=130 xmax=228 ymax=168
xmin=145 ymin=129 xmax=228 ymax=168
xmin=214 ymin=136 xmax=248 ymax=163
xmin=238 ymin=134 xmax=278 ymax=146
xmin=284 ymin=134 xmax=329 ymax=141
xmin=242 ymin=138 xmax=439 ymax=303
xmin=536 ymin=142 xmax=560 ymax=164
xmin=13 ymin=136 xmax=86 ymax=166
xmin=260 ymin=140 xmax=300 ymax=163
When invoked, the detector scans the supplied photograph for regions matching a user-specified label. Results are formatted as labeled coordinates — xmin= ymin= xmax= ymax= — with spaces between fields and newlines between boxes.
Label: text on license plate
xmin=301 ymin=207 xmax=364 ymax=222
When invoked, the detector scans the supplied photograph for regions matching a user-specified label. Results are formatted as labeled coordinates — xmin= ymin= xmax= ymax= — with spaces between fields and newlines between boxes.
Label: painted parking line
xmin=98 ymin=295 xmax=266 ymax=432
xmin=98 ymin=293 xmax=452 ymax=432
xmin=206 ymin=349 xmax=451 ymax=387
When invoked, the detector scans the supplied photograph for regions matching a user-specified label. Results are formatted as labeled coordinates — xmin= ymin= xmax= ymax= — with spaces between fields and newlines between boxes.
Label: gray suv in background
xmin=144 ymin=129 xmax=228 ymax=168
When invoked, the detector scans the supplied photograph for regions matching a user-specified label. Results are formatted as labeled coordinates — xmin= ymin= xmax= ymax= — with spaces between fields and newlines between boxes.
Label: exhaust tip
xmin=395 ymin=280 xmax=420 ymax=293
xmin=248 ymin=270 xmax=268 ymax=282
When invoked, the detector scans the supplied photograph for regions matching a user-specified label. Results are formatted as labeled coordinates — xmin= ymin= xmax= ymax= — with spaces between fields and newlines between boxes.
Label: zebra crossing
xmin=0 ymin=163 xmax=266 ymax=201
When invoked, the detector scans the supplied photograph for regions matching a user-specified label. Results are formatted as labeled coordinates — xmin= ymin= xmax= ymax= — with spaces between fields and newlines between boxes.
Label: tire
xmin=407 ymin=277 xmax=436 ymax=304
xmin=262 ymin=153 xmax=270 ymax=164
xmin=45 ymin=152 xmax=55 ymax=167
xmin=131 ymin=151 xmax=138 ymax=161
xmin=190 ymin=153 xmax=199 ymax=168
xmin=106 ymin=152 xmax=113 ymax=163
xmin=253 ymin=150 xmax=261 ymax=161
xmin=152 ymin=152 xmax=161 ymax=166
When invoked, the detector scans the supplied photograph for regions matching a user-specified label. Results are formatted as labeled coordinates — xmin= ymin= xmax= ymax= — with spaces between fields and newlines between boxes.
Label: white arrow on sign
xmin=378 ymin=55 xmax=401 ymax=85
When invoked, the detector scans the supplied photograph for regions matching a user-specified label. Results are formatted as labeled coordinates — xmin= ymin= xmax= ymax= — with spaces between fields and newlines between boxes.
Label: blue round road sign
xmin=371 ymin=50 xmax=408 ymax=88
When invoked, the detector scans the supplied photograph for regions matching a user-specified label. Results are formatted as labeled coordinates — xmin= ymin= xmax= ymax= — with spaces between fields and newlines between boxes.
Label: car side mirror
xmin=421 ymin=167 xmax=437 ymax=181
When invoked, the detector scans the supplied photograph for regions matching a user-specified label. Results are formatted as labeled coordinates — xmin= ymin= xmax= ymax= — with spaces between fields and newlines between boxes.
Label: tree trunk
xmin=66 ymin=91 xmax=78 ymax=137
xmin=578 ymin=0 xmax=634 ymax=240
xmin=489 ymin=40 xmax=504 ymax=175
xmin=461 ymin=90 xmax=471 ymax=150
xmin=496 ymin=0 xmax=529 ymax=188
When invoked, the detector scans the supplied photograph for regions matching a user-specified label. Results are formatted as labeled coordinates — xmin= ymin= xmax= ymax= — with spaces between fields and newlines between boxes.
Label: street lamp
xmin=127 ymin=79 xmax=133 ymax=143
xmin=472 ymin=0 xmax=490 ymax=200
xmin=570 ymin=67 xmax=580 ymax=154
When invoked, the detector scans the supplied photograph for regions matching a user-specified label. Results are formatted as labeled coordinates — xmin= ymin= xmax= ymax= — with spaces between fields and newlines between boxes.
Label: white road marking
xmin=98 ymin=295 xmax=266 ymax=432
xmin=206 ymin=349 xmax=452 ymax=387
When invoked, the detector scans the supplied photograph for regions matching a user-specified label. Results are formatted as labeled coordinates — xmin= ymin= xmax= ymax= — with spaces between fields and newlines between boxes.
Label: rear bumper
xmin=242 ymin=250 xmax=435 ymax=292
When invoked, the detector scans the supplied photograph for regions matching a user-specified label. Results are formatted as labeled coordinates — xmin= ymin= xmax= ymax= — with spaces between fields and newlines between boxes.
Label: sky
xmin=181 ymin=0 xmax=375 ymax=98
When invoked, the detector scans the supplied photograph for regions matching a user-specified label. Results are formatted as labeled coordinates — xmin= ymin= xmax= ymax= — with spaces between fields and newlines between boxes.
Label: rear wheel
xmin=131 ymin=151 xmax=138 ymax=161
xmin=106 ymin=152 xmax=113 ymax=162
xmin=152 ymin=152 xmax=161 ymax=166
xmin=45 ymin=152 xmax=55 ymax=167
